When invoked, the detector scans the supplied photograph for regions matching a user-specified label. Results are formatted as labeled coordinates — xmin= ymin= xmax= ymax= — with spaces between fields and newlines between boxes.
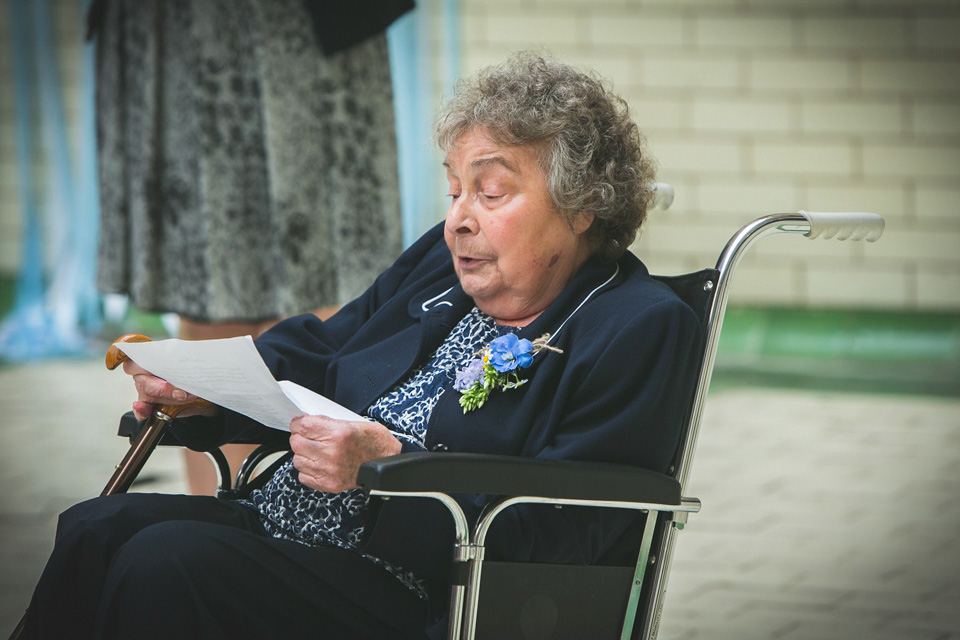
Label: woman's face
xmin=443 ymin=128 xmax=594 ymax=326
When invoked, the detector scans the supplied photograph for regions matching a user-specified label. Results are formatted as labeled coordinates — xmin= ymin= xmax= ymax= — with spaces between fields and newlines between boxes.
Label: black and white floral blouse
xmin=243 ymin=307 xmax=507 ymax=597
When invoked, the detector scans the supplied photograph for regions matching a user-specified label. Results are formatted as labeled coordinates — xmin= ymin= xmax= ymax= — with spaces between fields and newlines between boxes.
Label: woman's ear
xmin=572 ymin=212 xmax=596 ymax=235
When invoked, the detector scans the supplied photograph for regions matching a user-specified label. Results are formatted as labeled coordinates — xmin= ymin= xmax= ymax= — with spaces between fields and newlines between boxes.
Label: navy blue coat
xmin=176 ymin=222 xmax=701 ymax=602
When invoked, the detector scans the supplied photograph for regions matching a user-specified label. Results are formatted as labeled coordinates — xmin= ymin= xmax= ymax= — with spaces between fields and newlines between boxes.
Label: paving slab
xmin=659 ymin=388 xmax=960 ymax=640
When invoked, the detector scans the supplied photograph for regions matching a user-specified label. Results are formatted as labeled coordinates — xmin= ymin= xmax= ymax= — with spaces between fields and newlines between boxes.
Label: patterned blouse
xmin=243 ymin=307 xmax=507 ymax=597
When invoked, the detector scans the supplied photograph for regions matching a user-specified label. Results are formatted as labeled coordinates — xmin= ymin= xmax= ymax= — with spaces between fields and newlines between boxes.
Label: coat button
xmin=431 ymin=443 xmax=449 ymax=452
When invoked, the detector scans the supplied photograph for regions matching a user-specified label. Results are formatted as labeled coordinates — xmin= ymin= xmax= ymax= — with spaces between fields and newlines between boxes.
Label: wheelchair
xmin=9 ymin=204 xmax=884 ymax=640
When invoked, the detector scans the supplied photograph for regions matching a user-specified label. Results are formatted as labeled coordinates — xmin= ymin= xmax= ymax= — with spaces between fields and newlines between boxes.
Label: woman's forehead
xmin=445 ymin=129 xmax=543 ymax=176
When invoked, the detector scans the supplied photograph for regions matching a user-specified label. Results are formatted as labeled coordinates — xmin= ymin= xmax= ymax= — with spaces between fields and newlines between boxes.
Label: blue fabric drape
xmin=387 ymin=0 xmax=460 ymax=247
xmin=0 ymin=0 xmax=101 ymax=361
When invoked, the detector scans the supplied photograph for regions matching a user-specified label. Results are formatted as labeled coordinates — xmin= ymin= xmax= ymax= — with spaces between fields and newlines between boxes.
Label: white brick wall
xmin=2 ymin=0 xmax=958 ymax=312
xmin=439 ymin=0 xmax=960 ymax=311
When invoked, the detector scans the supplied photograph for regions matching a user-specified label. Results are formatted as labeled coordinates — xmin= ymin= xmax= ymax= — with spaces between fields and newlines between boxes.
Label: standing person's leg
xmin=177 ymin=309 xmax=338 ymax=495
xmin=312 ymin=306 xmax=339 ymax=322
xmin=22 ymin=493 xmax=260 ymax=639
xmin=178 ymin=317 xmax=276 ymax=495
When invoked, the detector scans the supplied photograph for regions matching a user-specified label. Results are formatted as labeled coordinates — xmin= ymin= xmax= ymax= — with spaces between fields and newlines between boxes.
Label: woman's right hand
xmin=121 ymin=360 xmax=220 ymax=421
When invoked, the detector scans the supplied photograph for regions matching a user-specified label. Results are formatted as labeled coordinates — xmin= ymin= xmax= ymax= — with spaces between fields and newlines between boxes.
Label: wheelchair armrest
xmin=117 ymin=411 xmax=287 ymax=449
xmin=357 ymin=452 xmax=681 ymax=506
xmin=118 ymin=411 xmax=188 ymax=447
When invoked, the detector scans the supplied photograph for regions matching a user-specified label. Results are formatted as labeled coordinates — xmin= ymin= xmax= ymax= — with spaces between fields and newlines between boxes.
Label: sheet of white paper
xmin=277 ymin=380 xmax=364 ymax=422
xmin=115 ymin=336 xmax=363 ymax=430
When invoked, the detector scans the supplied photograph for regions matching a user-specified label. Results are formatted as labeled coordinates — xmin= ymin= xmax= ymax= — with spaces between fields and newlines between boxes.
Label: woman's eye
xmin=482 ymin=193 xmax=503 ymax=201
xmin=447 ymin=192 xmax=460 ymax=200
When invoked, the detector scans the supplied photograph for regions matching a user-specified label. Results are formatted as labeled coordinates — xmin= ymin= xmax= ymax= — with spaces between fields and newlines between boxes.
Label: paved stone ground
xmin=1 ymin=358 xmax=958 ymax=638
xmin=0 ymin=359 xmax=186 ymax=633
xmin=659 ymin=388 xmax=960 ymax=640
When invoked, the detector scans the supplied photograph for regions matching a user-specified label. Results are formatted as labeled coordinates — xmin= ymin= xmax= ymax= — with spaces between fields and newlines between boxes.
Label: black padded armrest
xmin=357 ymin=452 xmax=681 ymax=506
xmin=117 ymin=411 xmax=187 ymax=446
xmin=117 ymin=411 xmax=287 ymax=449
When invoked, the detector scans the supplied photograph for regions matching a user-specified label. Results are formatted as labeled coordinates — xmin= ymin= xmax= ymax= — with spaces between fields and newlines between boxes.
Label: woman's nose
xmin=446 ymin=196 xmax=477 ymax=235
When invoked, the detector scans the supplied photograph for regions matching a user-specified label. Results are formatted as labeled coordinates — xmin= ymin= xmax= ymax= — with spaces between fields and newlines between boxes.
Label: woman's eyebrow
xmin=470 ymin=155 xmax=519 ymax=174
xmin=442 ymin=154 xmax=520 ymax=177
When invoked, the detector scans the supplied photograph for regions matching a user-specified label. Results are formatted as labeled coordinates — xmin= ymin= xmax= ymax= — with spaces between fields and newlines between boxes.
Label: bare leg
xmin=176 ymin=309 xmax=339 ymax=495
xmin=178 ymin=317 xmax=277 ymax=496
xmin=312 ymin=305 xmax=339 ymax=321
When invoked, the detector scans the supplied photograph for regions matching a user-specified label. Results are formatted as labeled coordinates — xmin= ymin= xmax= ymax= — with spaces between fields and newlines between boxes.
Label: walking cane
xmin=100 ymin=334 xmax=213 ymax=495
xmin=8 ymin=334 xmax=212 ymax=639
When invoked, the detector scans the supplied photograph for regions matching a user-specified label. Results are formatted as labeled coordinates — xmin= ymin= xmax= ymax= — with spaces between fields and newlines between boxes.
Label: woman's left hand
xmin=289 ymin=415 xmax=402 ymax=493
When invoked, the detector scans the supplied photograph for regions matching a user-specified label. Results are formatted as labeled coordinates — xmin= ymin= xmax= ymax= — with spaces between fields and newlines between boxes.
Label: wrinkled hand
xmin=122 ymin=360 xmax=219 ymax=421
xmin=290 ymin=415 xmax=402 ymax=493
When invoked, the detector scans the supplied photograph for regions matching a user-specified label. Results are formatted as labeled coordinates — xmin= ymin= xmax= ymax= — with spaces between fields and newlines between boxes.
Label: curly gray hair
xmin=435 ymin=52 xmax=656 ymax=262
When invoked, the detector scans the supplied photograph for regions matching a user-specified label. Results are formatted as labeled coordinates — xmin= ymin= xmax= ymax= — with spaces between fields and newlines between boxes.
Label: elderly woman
xmin=22 ymin=53 xmax=700 ymax=640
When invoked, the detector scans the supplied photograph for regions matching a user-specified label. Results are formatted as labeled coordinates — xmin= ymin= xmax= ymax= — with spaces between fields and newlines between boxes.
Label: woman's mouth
xmin=458 ymin=256 xmax=489 ymax=269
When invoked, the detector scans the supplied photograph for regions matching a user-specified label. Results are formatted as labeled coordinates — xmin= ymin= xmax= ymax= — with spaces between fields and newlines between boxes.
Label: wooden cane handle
xmin=105 ymin=333 xmax=153 ymax=370
xmin=105 ymin=334 xmax=214 ymax=416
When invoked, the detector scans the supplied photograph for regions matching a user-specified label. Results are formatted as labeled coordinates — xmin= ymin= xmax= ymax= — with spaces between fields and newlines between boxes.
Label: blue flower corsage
xmin=454 ymin=333 xmax=562 ymax=413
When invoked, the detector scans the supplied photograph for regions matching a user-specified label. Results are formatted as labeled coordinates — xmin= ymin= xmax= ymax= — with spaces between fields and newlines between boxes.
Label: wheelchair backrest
xmin=651 ymin=269 xmax=720 ymax=480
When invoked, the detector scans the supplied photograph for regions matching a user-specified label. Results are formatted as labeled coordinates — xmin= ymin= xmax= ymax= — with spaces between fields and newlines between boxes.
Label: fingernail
xmin=172 ymin=390 xmax=187 ymax=401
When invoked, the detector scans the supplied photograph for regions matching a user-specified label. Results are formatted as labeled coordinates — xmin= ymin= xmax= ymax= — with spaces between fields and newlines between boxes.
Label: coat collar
xmin=349 ymin=250 xmax=640 ymax=411
xmin=511 ymin=253 xmax=638 ymax=344
xmin=407 ymin=250 xmax=638 ymax=344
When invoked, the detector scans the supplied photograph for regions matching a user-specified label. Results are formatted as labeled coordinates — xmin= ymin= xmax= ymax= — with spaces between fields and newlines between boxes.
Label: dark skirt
xmin=94 ymin=0 xmax=403 ymax=322
xmin=23 ymin=493 xmax=432 ymax=639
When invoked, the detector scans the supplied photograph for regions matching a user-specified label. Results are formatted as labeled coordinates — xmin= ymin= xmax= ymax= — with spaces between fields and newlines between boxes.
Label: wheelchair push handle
xmin=106 ymin=334 xmax=214 ymax=419
xmin=649 ymin=182 xmax=675 ymax=211
xmin=798 ymin=210 xmax=885 ymax=242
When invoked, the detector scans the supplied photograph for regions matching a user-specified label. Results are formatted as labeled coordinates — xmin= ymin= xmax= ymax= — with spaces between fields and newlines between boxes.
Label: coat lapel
xmin=511 ymin=253 xmax=632 ymax=344
xmin=337 ymin=279 xmax=473 ymax=413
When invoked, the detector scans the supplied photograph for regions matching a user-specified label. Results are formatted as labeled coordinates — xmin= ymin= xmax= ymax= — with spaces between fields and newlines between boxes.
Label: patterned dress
xmin=244 ymin=308 xmax=508 ymax=597
xmin=94 ymin=0 xmax=402 ymax=321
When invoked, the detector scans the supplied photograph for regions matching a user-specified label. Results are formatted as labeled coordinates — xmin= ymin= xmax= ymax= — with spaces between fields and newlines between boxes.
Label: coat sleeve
xmin=167 ymin=223 xmax=449 ymax=449
xmin=255 ymin=222 xmax=448 ymax=383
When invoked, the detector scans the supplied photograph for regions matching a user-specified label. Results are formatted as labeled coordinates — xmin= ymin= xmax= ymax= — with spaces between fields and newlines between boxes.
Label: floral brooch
xmin=454 ymin=333 xmax=562 ymax=413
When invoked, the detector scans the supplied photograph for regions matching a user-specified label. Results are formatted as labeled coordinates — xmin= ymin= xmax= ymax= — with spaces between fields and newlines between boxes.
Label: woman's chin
xmin=461 ymin=286 xmax=491 ymax=307
xmin=458 ymin=272 xmax=494 ymax=297
xmin=460 ymin=286 xmax=501 ymax=314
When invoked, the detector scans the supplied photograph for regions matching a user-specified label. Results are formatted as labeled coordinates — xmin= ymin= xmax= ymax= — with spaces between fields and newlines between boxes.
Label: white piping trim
xmin=420 ymin=264 xmax=619 ymax=337
xmin=421 ymin=286 xmax=456 ymax=312
xmin=546 ymin=264 xmax=619 ymax=345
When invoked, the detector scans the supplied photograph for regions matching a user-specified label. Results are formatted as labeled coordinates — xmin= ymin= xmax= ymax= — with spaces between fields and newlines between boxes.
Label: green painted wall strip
xmin=715 ymin=307 xmax=960 ymax=396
